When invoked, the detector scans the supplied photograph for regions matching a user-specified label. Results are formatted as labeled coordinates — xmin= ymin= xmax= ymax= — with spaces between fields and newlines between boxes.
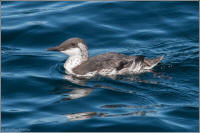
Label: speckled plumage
xmin=47 ymin=38 xmax=163 ymax=77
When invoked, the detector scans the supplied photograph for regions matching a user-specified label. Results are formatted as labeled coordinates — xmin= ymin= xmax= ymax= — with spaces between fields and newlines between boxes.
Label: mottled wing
xmin=73 ymin=52 xmax=132 ymax=75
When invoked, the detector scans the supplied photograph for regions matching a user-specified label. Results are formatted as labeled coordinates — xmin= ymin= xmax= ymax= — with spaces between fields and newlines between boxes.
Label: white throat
xmin=62 ymin=43 xmax=88 ymax=74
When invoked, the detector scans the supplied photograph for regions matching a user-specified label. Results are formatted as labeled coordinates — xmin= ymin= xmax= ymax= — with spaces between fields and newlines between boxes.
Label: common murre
xmin=47 ymin=37 xmax=163 ymax=78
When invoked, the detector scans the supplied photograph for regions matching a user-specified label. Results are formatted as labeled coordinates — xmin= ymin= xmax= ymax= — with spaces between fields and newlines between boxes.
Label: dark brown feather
xmin=72 ymin=52 xmax=134 ymax=75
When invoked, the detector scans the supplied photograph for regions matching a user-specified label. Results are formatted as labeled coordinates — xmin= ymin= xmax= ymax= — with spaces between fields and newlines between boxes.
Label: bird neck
xmin=78 ymin=42 xmax=88 ymax=60
xmin=64 ymin=53 xmax=88 ymax=74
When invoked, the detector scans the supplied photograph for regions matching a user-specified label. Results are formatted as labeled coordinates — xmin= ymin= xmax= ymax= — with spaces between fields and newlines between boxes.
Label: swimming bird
xmin=47 ymin=37 xmax=163 ymax=78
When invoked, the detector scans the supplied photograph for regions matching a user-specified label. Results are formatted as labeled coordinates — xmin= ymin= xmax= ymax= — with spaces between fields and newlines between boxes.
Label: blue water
xmin=1 ymin=1 xmax=199 ymax=132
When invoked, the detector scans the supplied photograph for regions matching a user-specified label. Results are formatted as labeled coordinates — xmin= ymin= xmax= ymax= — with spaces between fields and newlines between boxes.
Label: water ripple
xmin=2 ymin=1 xmax=199 ymax=132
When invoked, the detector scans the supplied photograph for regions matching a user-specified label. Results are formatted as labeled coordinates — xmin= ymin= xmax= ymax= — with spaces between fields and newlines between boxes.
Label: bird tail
xmin=143 ymin=56 xmax=164 ymax=70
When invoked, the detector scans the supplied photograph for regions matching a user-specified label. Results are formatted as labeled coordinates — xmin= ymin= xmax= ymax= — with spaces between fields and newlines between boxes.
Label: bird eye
xmin=71 ymin=43 xmax=76 ymax=46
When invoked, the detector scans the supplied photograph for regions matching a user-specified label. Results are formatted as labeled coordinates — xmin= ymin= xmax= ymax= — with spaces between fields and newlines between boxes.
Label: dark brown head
xmin=47 ymin=37 xmax=88 ymax=57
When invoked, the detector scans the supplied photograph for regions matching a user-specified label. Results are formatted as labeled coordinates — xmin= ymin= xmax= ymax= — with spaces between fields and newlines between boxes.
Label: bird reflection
xmin=62 ymin=87 xmax=93 ymax=101
xmin=66 ymin=112 xmax=97 ymax=121
xmin=60 ymin=71 xmax=168 ymax=122
xmin=65 ymin=103 xmax=170 ymax=121
xmin=49 ymin=75 xmax=93 ymax=101
xmin=65 ymin=110 xmax=156 ymax=121
xmin=59 ymin=73 xmax=153 ymax=101
xmin=64 ymin=74 xmax=87 ymax=86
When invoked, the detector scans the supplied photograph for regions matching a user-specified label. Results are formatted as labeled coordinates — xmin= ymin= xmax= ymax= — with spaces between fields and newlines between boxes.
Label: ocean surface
xmin=1 ymin=1 xmax=199 ymax=132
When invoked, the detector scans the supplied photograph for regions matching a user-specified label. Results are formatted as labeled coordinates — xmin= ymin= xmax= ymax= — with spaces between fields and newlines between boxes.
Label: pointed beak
xmin=47 ymin=46 xmax=59 ymax=51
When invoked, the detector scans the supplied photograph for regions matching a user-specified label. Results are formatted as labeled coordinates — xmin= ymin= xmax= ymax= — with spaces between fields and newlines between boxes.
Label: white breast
xmin=64 ymin=56 xmax=82 ymax=74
